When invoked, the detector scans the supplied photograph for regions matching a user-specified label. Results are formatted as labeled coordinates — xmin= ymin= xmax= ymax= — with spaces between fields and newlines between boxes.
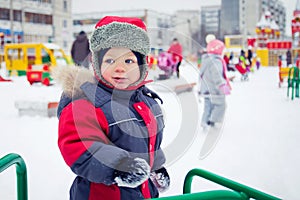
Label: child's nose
xmin=114 ymin=63 xmax=126 ymax=72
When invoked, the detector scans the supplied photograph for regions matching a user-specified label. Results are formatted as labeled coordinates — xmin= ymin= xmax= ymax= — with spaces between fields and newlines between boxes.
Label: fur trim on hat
xmin=51 ymin=65 xmax=96 ymax=98
xmin=90 ymin=22 xmax=150 ymax=55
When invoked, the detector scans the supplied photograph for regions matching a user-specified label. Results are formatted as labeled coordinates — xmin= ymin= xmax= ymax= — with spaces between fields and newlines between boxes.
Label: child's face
xmin=100 ymin=48 xmax=141 ymax=89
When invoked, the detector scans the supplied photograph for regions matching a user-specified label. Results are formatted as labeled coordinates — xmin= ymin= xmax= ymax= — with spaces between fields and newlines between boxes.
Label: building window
xmin=63 ymin=0 xmax=68 ymax=11
xmin=0 ymin=8 xmax=9 ymax=20
xmin=63 ymin=40 xmax=67 ymax=49
xmin=63 ymin=20 xmax=67 ymax=28
xmin=14 ymin=10 xmax=22 ymax=22
xmin=73 ymin=20 xmax=82 ymax=25
xmin=25 ymin=12 xmax=52 ymax=24
xmin=158 ymin=30 xmax=162 ymax=39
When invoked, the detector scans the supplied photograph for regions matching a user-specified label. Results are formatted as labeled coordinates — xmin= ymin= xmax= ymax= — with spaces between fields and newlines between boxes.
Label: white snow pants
xmin=201 ymin=96 xmax=226 ymax=125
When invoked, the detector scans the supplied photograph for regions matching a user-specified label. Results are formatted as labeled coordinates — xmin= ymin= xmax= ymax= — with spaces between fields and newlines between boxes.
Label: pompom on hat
xmin=205 ymin=34 xmax=216 ymax=44
xmin=89 ymin=16 xmax=150 ymax=88
xmin=206 ymin=39 xmax=225 ymax=55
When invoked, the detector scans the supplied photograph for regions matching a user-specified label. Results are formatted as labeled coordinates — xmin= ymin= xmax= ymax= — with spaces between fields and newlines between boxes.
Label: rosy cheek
xmin=101 ymin=67 xmax=111 ymax=80
xmin=101 ymin=65 xmax=108 ymax=73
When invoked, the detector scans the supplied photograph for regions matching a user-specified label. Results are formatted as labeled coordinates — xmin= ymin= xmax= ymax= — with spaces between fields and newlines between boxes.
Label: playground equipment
xmin=4 ymin=43 xmax=69 ymax=76
xmin=174 ymin=82 xmax=196 ymax=94
xmin=0 ymin=75 xmax=12 ymax=82
xmin=147 ymin=54 xmax=157 ymax=69
xmin=0 ymin=153 xmax=281 ymax=200
xmin=15 ymin=101 xmax=58 ymax=117
xmin=0 ymin=153 xmax=27 ymax=200
xmin=287 ymin=66 xmax=300 ymax=100
xmin=152 ymin=168 xmax=280 ymax=200
xmin=26 ymin=64 xmax=52 ymax=86
xmin=278 ymin=65 xmax=290 ymax=88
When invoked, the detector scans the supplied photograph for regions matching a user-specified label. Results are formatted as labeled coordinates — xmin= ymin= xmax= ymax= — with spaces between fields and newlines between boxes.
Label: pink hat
xmin=206 ymin=39 xmax=225 ymax=55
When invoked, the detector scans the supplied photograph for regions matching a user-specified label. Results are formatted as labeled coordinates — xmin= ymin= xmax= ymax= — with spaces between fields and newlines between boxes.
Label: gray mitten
xmin=114 ymin=157 xmax=150 ymax=188
xmin=150 ymin=167 xmax=170 ymax=192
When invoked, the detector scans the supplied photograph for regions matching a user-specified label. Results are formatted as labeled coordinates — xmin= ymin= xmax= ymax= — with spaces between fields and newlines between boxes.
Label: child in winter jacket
xmin=167 ymin=38 xmax=183 ymax=78
xmin=54 ymin=16 xmax=169 ymax=200
xmin=199 ymin=39 xmax=231 ymax=128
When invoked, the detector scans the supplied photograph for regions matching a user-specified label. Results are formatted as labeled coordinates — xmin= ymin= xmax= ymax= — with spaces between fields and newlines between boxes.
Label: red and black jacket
xmin=57 ymin=81 xmax=165 ymax=200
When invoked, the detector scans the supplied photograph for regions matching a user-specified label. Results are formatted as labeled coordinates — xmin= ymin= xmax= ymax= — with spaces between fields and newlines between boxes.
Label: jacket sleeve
xmin=58 ymin=99 xmax=129 ymax=185
xmin=152 ymin=115 xmax=166 ymax=171
xmin=152 ymin=148 xmax=166 ymax=171
xmin=208 ymin=58 xmax=226 ymax=87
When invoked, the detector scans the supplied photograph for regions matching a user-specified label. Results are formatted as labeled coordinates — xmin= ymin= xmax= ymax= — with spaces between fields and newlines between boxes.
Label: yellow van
xmin=4 ymin=43 xmax=69 ymax=76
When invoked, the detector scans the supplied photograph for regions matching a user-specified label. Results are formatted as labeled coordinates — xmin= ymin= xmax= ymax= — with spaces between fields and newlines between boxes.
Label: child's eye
xmin=104 ymin=59 xmax=114 ymax=64
xmin=125 ymin=59 xmax=135 ymax=64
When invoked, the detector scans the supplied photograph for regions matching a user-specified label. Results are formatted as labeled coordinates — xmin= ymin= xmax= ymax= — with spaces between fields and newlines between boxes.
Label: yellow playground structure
xmin=4 ymin=43 xmax=70 ymax=76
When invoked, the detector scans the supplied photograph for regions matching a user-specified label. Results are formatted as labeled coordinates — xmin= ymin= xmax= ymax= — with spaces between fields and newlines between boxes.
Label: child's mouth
xmin=113 ymin=77 xmax=127 ymax=83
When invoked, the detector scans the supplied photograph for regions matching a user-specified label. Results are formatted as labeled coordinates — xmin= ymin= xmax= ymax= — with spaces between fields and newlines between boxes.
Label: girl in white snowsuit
xmin=199 ymin=39 xmax=231 ymax=128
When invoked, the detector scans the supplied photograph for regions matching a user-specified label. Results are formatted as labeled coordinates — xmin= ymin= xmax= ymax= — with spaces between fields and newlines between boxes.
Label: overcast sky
xmin=72 ymin=0 xmax=221 ymax=14
xmin=72 ymin=0 xmax=298 ymax=36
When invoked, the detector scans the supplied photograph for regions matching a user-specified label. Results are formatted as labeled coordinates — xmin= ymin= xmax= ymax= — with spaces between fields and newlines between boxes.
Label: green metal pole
xmin=183 ymin=168 xmax=281 ymax=200
xmin=0 ymin=153 xmax=28 ymax=200
xmin=287 ymin=67 xmax=292 ymax=99
xmin=291 ymin=67 xmax=296 ymax=100
xmin=151 ymin=190 xmax=245 ymax=200
xmin=295 ymin=68 xmax=299 ymax=98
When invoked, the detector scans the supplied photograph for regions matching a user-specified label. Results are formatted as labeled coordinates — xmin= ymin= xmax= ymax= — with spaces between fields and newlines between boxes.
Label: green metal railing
xmin=151 ymin=168 xmax=281 ymax=200
xmin=0 ymin=153 xmax=28 ymax=200
xmin=0 ymin=154 xmax=282 ymax=200
xmin=287 ymin=66 xmax=300 ymax=100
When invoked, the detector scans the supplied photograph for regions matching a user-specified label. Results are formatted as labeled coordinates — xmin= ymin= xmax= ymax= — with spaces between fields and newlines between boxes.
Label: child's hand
xmin=114 ymin=157 xmax=150 ymax=188
xmin=150 ymin=167 xmax=170 ymax=192
xmin=219 ymin=84 xmax=231 ymax=95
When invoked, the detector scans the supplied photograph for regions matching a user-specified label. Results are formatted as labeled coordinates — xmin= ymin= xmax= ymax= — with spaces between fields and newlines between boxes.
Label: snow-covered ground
xmin=0 ymin=62 xmax=299 ymax=199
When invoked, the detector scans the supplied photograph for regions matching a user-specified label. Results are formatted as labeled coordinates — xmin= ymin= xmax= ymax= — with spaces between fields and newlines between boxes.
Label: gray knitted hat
xmin=89 ymin=16 xmax=150 ymax=87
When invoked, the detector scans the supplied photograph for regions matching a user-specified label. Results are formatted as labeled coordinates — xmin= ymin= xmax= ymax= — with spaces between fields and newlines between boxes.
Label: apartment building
xmin=173 ymin=10 xmax=201 ymax=54
xmin=0 ymin=0 xmax=72 ymax=52
xmin=220 ymin=0 xmax=286 ymax=39
xmin=200 ymin=5 xmax=220 ymax=46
